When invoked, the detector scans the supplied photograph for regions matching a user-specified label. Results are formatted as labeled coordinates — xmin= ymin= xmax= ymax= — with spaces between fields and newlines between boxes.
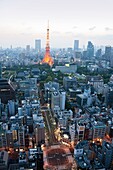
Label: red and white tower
xmin=41 ymin=21 xmax=54 ymax=66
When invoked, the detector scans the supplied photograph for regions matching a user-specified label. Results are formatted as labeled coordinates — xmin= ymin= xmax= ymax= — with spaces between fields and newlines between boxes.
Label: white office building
xmin=51 ymin=91 xmax=66 ymax=111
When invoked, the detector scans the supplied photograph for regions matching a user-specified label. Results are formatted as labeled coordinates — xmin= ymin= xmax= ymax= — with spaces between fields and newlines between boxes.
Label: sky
xmin=0 ymin=0 xmax=113 ymax=48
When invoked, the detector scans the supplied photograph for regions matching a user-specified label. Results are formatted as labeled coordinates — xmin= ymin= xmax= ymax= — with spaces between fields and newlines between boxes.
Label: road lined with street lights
xmin=41 ymin=106 xmax=78 ymax=170
xmin=41 ymin=106 xmax=57 ymax=145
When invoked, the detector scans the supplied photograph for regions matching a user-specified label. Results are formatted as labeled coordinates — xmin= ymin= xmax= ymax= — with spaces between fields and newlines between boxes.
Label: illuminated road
xmin=42 ymin=108 xmax=57 ymax=145
xmin=44 ymin=111 xmax=52 ymax=134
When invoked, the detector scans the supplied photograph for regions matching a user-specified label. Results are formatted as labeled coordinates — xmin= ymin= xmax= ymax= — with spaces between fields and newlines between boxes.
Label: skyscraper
xmin=74 ymin=40 xmax=79 ymax=51
xmin=105 ymin=46 xmax=111 ymax=61
xmin=96 ymin=49 xmax=102 ymax=58
xmin=87 ymin=41 xmax=94 ymax=58
xmin=35 ymin=39 xmax=41 ymax=52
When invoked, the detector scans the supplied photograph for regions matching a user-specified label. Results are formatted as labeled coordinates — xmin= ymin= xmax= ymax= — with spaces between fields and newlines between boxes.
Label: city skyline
xmin=0 ymin=0 xmax=113 ymax=48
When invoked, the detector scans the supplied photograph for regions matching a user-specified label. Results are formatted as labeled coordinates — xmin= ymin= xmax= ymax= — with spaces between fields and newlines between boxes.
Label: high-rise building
xmin=60 ymin=91 xmax=66 ymax=110
xmin=12 ymin=126 xmax=18 ymax=142
xmin=105 ymin=46 xmax=111 ymax=61
xmin=82 ymin=51 xmax=87 ymax=59
xmin=63 ymin=76 xmax=77 ymax=91
xmin=26 ymin=45 xmax=30 ymax=53
xmin=35 ymin=123 xmax=45 ymax=145
xmin=35 ymin=39 xmax=41 ymax=52
xmin=0 ymin=63 xmax=2 ymax=79
xmin=6 ymin=130 xmax=14 ymax=147
xmin=8 ymin=100 xmax=15 ymax=116
xmin=0 ymin=151 xmax=8 ymax=169
xmin=102 ymin=141 xmax=113 ymax=169
xmin=74 ymin=40 xmax=79 ymax=51
xmin=96 ymin=49 xmax=102 ymax=58
xmin=84 ymin=125 xmax=93 ymax=140
xmin=87 ymin=41 xmax=94 ymax=58
xmin=0 ymin=124 xmax=7 ymax=148
xmin=51 ymin=92 xmax=60 ymax=109
xmin=106 ymin=88 xmax=113 ymax=107
xmin=0 ymin=79 xmax=15 ymax=104
xmin=92 ymin=121 xmax=106 ymax=140
xmin=51 ymin=91 xmax=66 ymax=111
xmin=109 ymin=54 xmax=113 ymax=67
xmin=74 ymin=51 xmax=82 ymax=59
xmin=67 ymin=47 xmax=73 ymax=53
xmin=44 ymin=81 xmax=59 ymax=103
xmin=0 ymin=99 xmax=1 ymax=119
xmin=87 ymin=75 xmax=104 ymax=91
xmin=37 ymin=146 xmax=43 ymax=170
xmin=77 ymin=122 xmax=85 ymax=140
xmin=18 ymin=126 xmax=25 ymax=148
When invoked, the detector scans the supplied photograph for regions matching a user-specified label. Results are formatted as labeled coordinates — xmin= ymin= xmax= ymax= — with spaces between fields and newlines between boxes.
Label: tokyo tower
xmin=41 ymin=21 xmax=54 ymax=66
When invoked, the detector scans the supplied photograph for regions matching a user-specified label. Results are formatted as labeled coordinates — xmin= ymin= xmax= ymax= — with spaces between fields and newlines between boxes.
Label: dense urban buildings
xmin=1 ymin=0 xmax=113 ymax=169
xmin=1 ymin=24 xmax=113 ymax=170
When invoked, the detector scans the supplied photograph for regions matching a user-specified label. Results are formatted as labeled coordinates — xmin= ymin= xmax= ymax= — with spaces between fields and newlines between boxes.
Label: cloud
xmin=52 ymin=31 xmax=60 ymax=35
xmin=26 ymin=26 xmax=33 ymax=31
xmin=105 ymin=27 xmax=113 ymax=31
xmin=72 ymin=26 xmax=78 ymax=29
xmin=65 ymin=31 xmax=73 ymax=34
xmin=20 ymin=32 xmax=34 ymax=36
xmin=89 ymin=26 xmax=96 ymax=31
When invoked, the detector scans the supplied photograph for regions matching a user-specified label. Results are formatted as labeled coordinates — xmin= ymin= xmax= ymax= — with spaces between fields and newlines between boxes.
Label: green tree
xmin=45 ymin=76 xmax=53 ymax=82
